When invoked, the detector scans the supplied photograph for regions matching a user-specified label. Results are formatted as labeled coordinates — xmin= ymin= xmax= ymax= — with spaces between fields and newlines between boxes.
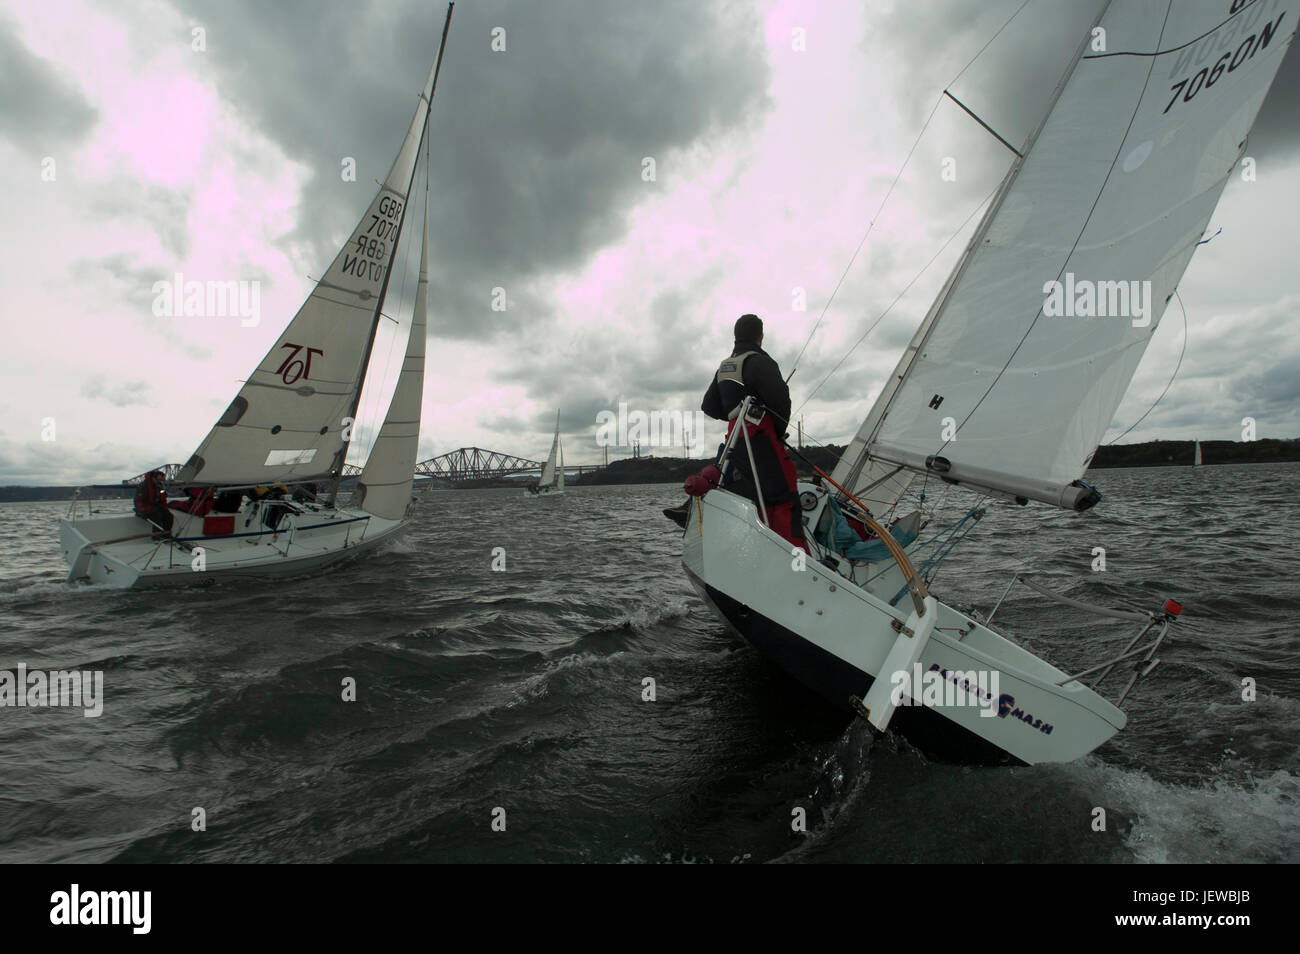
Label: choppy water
xmin=0 ymin=465 xmax=1296 ymax=863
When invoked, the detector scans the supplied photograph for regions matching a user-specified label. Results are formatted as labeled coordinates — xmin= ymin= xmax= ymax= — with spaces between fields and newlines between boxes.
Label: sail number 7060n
xmin=1163 ymin=12 xmax=1286 ymax=114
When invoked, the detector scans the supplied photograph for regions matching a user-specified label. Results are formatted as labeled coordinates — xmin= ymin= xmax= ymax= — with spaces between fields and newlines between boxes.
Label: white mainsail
xmin=539 ymin=412 xmax=560 ymax=488
xmin=838 ymin=0 xmax=1293 ymax=510
xmin=177 ymin=57 xmax=444 ymax=488
xmin=355 ymin=188 xmax=430 ymax=520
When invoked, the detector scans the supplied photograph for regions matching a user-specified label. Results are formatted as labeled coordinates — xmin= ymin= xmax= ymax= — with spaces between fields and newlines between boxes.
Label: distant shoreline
xmin=3 ymin=438 xmax=1296 ymax=500
xmin=564 ymin=437 xmax=1300 ymax=487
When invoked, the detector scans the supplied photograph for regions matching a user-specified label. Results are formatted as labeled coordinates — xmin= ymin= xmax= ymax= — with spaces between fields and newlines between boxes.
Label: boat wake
xmin=0 ymin=577 xmax=122 ymax=604
xmin=771 ymin=717 xmax=878 ymax=863
xmin=1060 ymin=758 xmax=1300 ymax=864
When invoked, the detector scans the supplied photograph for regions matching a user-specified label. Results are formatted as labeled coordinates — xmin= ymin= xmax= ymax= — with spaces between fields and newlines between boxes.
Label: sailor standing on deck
xmin=133 ymin=469 xmax=174 ymax=537
xmin=700 ymin=313 xmax=807 ymax=551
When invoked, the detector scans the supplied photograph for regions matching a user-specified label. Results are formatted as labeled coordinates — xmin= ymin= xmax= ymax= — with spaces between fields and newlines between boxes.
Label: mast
xmin=328 ymin=2 xmax=454 ymax=504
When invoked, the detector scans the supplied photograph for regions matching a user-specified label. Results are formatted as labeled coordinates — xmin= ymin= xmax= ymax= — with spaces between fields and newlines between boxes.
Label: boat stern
xmin=59 ymin=514 xmax=148 ymax=586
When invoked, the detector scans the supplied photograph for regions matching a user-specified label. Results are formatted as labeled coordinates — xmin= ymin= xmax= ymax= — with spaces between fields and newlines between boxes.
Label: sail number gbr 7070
xmin=1163 ymin=11 xmax=1286 ymax=114
xmin=340 ymin=196 xmax=404 ymax=283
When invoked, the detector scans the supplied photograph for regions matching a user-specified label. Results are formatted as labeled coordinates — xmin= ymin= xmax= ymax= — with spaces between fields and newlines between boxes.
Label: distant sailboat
xmin=59 ymin=6 xmax=456 ymax=587
xmin=528 ymin=412 xmax=566 ymax=496
xmin=676 ymin=0 xmax=1292 ymax=764
xmin=1194 ymin=440 xmax=1203 ymax=466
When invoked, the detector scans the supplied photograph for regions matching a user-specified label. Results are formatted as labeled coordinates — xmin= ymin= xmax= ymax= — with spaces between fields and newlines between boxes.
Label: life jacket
xmin=714 ymin=350 xmax=758 ymax=419
xmin=134 ymin=478 xmax=165 ymax=515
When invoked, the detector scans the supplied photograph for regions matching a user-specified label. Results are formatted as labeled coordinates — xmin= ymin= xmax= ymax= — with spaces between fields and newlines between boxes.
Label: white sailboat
xmin=59 ymin=7 xmax=456 ymax=588
xmin=527 ymin=412 xmax=566 ymax=496
xmin=1195 ymin=439 xmax=1203 ymax=466
xmin=678 ymin=1 xmax=1292 ymax=764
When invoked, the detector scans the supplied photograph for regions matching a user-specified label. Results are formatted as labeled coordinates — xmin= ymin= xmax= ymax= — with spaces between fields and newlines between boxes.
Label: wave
xmin=1063 ymin=758 xmax=1300 ymax=863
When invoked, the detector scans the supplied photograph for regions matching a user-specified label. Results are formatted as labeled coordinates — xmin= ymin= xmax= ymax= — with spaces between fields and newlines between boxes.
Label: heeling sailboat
xmin=678 ymin=0 xmax=1293 ymax=765
xmin=527 ymin=412 xmax=566 ymax=496
xmin=59 ymin=5 xmax=456 ymax=588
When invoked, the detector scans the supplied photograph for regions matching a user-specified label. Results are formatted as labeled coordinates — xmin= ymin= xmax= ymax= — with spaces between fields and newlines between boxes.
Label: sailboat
xmin=1194 ymin=439 xmax=1203 ymax=466
xmin=676 ymin=1 xmax=1292 ymax=765
xmin=59 ymin=6 xmax=456 ymax=588
xmin=527 ymin=412 xmax=566 ymax=497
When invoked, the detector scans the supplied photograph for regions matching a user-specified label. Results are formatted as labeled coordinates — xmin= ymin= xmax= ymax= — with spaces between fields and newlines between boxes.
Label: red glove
xmin=684 ymin=465 xmax=722 ymax=497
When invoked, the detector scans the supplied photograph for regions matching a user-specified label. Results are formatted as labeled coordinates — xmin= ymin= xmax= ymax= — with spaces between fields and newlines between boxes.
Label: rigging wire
xmin=1103 ymin=290 xmax=1188 ymax=446
xmin=793 ymin=182 xmax=999 ymax=416
xmin=764 ymin=401 xmax=945 ymax=524
xmin=786 ymin=97 xmax=942 ymax=377
xmin=787 ymin=0 xmax=1034 ymax=378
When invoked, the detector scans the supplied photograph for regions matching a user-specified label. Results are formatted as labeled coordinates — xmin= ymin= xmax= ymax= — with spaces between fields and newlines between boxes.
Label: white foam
xmin=0 ymin=579 xmax=120 ymax=604
xmin=1064 ymin=758 xmax=1300 ymax=863
xmin=509 ymin=651 xmax=622 ymax=704
xmin=620 ymin=597 xmax=692 ymax=629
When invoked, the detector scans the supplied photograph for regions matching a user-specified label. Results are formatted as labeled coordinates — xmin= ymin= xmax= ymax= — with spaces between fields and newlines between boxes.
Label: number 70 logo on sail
xmin=276 ymin=342 xmax=323 ymax=385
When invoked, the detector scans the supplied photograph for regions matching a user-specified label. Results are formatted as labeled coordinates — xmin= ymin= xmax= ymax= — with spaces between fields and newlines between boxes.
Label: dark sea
xmin=1 ymin=463 xmax=1296 ymax=864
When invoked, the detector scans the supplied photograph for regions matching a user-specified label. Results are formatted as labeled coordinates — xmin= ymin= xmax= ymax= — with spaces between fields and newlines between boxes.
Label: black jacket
xmin=701 ymin=341 xmax=792 ymax=435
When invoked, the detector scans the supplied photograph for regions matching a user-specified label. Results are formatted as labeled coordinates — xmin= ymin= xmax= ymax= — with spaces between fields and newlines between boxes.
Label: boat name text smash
xmin=996 ymin=692 xmax=1053 ymax=735
xmin=0 ymin=665 xmax=103 ymax=717
xmin=340 ymin=196 xmax=404 ymax=283
xmin=888 ymin=665 xmax=1055 ymax=733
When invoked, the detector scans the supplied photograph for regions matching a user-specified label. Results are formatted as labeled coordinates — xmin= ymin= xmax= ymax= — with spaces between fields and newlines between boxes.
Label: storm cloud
xmin=173 ymin=0 xmax=772 ymax=338
xmin=0 ymin=14 xmax=97 ymax=150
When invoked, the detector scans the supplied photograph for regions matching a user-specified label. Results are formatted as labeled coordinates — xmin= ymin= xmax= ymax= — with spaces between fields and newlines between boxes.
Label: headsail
xmin=178 ymin=45 xmax=449 ymax=488
xmin=558 ymin=436 xmax=565 ymax=491
xmin=839 ymin=0 xmax=1293 ymax=510
xmin=355 ymin=188 xmax=430 ymax=520
xmin=539 ymin=411 xmax=560 ymax=488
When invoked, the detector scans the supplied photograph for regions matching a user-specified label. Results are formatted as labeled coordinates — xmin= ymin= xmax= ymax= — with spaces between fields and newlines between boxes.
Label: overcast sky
xmin=1 ymin=0 xmax=1297 ymax=484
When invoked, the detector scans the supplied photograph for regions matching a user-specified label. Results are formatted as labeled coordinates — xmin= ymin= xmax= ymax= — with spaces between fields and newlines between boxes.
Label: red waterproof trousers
xmin=724 ymin=414 xmax=808 ymax=552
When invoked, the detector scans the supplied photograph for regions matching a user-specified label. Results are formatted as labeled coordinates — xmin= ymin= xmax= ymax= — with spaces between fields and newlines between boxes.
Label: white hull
xmin=59 ymin=499 xmax=408 ymax=589
xmin=681 ymin=485 xmax=1126 ymax=765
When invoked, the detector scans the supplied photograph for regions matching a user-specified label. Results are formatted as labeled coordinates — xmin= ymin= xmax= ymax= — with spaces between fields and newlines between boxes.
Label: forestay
xmin=844 ymin=0 xmax=1293 ymax=510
